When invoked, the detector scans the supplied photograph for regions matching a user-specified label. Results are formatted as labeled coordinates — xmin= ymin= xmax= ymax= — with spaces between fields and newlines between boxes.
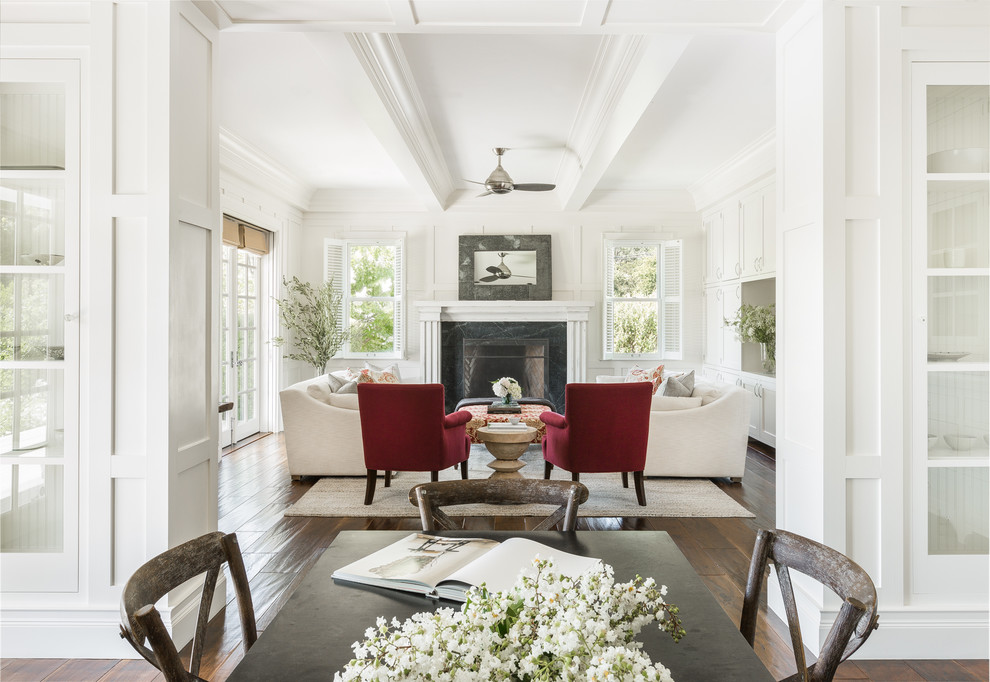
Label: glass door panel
xmin=219 ymin=246 xmax=261 ymax=448
xmin=912 ymin=63 xmax=989 ymax=598
xmin=0 ymin=59 xmax=78 ymax=593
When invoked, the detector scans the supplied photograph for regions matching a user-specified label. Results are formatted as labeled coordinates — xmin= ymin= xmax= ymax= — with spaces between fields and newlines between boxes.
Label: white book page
xmin=333 ymin=534 xmax=498 ymax=589
xmin=441 ymin=537 xmax=601 ymax=594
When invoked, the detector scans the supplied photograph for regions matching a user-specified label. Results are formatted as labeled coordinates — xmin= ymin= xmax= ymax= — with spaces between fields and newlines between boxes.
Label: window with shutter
xmin=324 ymin=237 xmax=404 ymax=359
xmin=603 ymin=238 xmax=682 ymax=361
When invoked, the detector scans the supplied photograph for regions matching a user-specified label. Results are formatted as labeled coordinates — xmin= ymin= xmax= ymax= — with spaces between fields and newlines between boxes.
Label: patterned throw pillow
xmin=624 ymin=364 xmax=665 ymax=394
xmin=364 ymin=361 xmax=402 ymax=383
xmin=353 ymin=368 xmax=400 ymax=384
xmin=663 ymin=369 xmax=696 ymax=397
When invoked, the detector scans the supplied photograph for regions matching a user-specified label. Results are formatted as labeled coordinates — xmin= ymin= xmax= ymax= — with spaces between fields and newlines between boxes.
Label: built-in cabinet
xmin=702 ymin=178 xmax=776 ymax=446
xmin=910 ymin=63 xmax=988 ymax=597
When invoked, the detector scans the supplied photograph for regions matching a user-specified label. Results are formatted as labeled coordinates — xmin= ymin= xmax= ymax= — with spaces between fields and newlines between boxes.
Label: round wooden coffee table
xmin=476 ymin=425 xmax=537 ymax=479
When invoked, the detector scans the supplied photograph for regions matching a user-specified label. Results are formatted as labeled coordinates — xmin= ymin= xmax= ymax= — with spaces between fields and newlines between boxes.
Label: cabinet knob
xmin=754 ymin=257 xmax=760 ymax=271
xmin=64 ymin=313 xmax=78 ymax=322
xmin=715 ymin=266 xmax=722 ymax=279
xmin=735 ymin=263 xmax=742 ymax=276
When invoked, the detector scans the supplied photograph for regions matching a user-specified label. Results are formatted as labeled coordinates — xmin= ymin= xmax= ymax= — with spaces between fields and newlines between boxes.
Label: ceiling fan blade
xmin=477 ymin=275 xmax=501 ymax=282
xmin=476 ymin=190 xmax=494 ymax=197
xmin=512 ymin=183 xmax=556 ymax=192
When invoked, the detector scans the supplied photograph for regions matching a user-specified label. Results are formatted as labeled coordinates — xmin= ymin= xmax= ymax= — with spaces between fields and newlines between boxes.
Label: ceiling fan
xmin=467 ymin=147 xmax=556 ymax=197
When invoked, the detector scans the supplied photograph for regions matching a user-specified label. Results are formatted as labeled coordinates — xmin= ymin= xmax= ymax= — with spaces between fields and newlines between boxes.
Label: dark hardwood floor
xmin=2 ymin=434 xmax=986 ymax=681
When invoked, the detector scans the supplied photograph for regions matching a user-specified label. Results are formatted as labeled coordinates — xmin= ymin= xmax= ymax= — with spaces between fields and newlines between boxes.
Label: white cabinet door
xmin=722 ymin=285 xmax=742 ymax=371
xmin=741 ymin=191 xmax=764 ymax=278
xmin=704 ymin=286 xmax=723 ymax=366
xmin=704 ymin=211 xmax=724 ymax=283
xmin=722 ymin=202 xmax=741 ymax=280
xmin=762 ymin=385 xmax=776 ymax=445
xmin=740 ymin=373 xmax=776 ymax=446
xmin=761 ymin=184 xmax=776 ymax=274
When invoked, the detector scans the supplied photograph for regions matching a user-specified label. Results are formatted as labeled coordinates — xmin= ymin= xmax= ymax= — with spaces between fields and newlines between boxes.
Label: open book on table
xmin=331 ymin=533 xmax=601 ymax=602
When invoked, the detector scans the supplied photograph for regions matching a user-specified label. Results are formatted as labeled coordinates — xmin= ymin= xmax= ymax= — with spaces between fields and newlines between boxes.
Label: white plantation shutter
xmin=324 ymin=238 xmax=346 ymax=354
xmin=392 ymin=239 xmax=404 ymax=356
xmin=660 ymin=240 xmax=683 ymax=359
xmin=603 ymin=243 xmax=616 ymax=358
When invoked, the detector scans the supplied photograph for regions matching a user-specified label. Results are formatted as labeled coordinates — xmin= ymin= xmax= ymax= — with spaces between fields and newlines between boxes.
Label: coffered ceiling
xmin=208 ymin=0 xmax=794 ymax=211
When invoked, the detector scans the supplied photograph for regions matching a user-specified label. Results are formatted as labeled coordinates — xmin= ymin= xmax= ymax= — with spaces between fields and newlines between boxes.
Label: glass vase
xmin=761 ymin=342 xmax=775 ymax=375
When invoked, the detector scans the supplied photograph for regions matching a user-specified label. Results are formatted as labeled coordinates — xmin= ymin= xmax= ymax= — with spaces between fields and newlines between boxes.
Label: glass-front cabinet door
xmin=911 ymin=63 xmax=989 ymax=598
xmin=0 ymin=59 xmax=80 ymax=592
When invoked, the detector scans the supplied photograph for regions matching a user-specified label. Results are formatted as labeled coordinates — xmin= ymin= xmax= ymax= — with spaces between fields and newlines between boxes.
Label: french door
xmin=220 ymin=245 xmax=262 ymax=447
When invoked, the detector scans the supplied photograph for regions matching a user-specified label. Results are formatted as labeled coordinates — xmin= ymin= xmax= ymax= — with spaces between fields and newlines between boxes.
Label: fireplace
xmin=441 ymin=322 xmax=566 ymax=413
xmin=463 ymin=338 xmax=550 ymax=401
xmin=415 ymin=300 xmax=594 ymax=413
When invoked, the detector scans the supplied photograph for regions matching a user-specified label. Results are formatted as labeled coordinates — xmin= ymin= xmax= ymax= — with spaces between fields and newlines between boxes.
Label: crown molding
xmin=688 ymin=128 xmax=775 ymax=210
xmin=219 ymin=128 xmax=315 ymax=211
xmin=346 ymin=32 xmax=455 ymax=210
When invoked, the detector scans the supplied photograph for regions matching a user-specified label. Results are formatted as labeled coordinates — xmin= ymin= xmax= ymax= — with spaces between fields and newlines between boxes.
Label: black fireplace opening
xmin=463 ymin=338 xmax=549 ymax=400
xmin=440 ymin=321 xmax=567 ymax=413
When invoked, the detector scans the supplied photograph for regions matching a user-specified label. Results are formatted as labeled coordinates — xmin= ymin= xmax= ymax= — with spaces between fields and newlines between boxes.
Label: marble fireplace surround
xmin=415 ymin=301 xmax=594 ymax=410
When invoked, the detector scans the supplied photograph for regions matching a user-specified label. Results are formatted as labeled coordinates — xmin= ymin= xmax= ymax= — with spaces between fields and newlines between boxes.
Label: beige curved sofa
xmin=595 ymin=377 xmax=750 ymax=480
xmin=278 ymin=375 xmax=366 ymax=478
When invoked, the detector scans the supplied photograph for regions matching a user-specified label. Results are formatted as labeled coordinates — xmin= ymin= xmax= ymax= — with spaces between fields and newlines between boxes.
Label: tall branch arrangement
xmin=272 ymin=276 xmax=348 ymax=375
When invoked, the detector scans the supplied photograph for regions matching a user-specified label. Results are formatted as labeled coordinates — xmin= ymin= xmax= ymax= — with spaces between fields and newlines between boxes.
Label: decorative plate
xmin=927 ymin=352 xmax=970 ymax=362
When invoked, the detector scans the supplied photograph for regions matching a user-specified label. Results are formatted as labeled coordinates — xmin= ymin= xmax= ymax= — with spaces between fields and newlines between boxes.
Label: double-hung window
xmin=325 ymin=237 xmax=404 ymax=359
xmin=603 ymin=238 xmax=682 ymax=360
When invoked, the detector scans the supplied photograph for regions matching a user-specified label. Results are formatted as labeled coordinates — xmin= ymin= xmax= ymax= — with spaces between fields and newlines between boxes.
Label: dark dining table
xmin=226 ymin=530 xmax=774 ymax=681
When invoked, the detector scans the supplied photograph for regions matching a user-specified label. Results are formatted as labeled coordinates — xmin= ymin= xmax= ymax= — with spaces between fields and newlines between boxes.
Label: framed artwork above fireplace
xmin=458 ymin=234 xmax=551 ymax=300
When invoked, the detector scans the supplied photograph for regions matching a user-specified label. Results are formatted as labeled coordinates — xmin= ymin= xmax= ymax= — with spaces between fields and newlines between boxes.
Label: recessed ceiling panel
xmin=600 ymin=34 xmax=775 ymax=190
xmin=401 ymin=34 xmax=601 ymax=188
xmin=218 ymin=32 xmax=407 ymax=188
xmin=410 ymin=1 xmax=587 ymax=26
xmin=217 ymin=1 xmax=393 ymax=24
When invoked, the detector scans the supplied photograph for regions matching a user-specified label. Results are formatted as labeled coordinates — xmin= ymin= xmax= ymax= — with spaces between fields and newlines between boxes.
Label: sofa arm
xmin=444 ymin=410 xmax=472 ymax=429
xmin=540 ymin=411 xmax=568 ymax=429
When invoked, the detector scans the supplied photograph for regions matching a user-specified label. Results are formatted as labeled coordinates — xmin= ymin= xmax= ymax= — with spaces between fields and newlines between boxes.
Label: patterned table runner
xmin=462 ymin=404 xmax=550 ymax=444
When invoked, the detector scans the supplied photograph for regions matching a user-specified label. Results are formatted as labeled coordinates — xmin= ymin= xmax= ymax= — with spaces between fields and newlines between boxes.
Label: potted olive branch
xmin=271 ymin=276 xmax=348 ymax=376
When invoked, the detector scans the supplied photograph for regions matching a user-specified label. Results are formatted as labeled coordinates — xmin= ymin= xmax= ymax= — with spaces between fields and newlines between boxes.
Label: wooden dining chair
xmin=740 ymin=529 xmax=879 ymax=682
xmin=120 ymin=531 xmax=257 ymax=682
xmin=409 ymin=479 xmax=590 ymax=531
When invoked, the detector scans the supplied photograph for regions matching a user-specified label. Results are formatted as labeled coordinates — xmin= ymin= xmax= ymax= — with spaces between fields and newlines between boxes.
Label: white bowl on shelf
xmin=928 ymin=147 xmax=990 ymax=173
xmin=928 ymin=435 xmax=939 ymax=450
xmin=944 ymin=435 xmax=977 ymax=451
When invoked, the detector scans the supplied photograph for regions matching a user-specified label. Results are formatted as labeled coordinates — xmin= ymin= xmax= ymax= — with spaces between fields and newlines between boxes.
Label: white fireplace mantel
xmin=415 ymin=300 xmax=595 ymax=385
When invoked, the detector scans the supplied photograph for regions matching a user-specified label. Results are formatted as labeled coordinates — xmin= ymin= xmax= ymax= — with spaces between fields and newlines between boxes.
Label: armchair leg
xmin=431 ymin=470 xmax=439 ymax=482
xmin=621 ymin=472 xmax=629 ymax=488
xmin=384 ymin=470 xmax=392 ymax=487
xmin=364 ymin=470 xmax=377 ymax=505
xmin=460 ymin=460 xmax=468 ymax=479
xmin=633 ymin=471 xmax=646 ymax=506
xmin=544 ymin=462 xmax=553 ymax=479
xmin=571 ymin=472 xmax=580 ymax=483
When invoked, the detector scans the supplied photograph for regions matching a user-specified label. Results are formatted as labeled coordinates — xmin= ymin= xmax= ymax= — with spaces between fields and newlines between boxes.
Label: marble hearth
xmin=415 ymin=301 xmax=594 ymax=412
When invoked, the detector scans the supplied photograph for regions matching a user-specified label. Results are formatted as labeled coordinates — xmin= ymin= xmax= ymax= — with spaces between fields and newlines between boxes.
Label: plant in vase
xmin=492 ymin=376 xmax=522 ymax=405
xmin=271 ymin=276 xmax=348 ymax=376
xmin=725 ymin=303 xmax=776 ymax=374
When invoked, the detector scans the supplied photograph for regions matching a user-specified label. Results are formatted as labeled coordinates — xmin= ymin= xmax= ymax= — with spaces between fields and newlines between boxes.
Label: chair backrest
xmin=409 ymin=479 xmax=590 ymax=531
xmin=557 ymin=382 xmax=653 ymax=472
xmin=120 ymin=531 xmax=257 ymax=682
xmin=358 ymin=383 xmax=453 ymax=470
xmin=740 ymin=529 xmax=879 ymax=682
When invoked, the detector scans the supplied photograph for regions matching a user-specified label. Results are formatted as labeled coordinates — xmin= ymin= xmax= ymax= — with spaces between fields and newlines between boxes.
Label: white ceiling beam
xmin=557 ymin=34 xmax=692 ymax=211
xmin=308 ymin=32 xmax=454 ymax=211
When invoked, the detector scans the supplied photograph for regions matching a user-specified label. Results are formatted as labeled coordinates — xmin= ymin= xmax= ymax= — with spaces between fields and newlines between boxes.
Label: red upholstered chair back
xmin=358 ymin=384 xmax=464 ymax=471
xmin=543 ymin=382 xmax=653 ymax=473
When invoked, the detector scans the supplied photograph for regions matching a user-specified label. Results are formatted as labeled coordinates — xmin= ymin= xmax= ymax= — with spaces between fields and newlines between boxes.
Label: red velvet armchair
xmin=540 ymin=382 xmax=653 ymax=506
xmin=357 ymin=384 xmax=471 ymax=505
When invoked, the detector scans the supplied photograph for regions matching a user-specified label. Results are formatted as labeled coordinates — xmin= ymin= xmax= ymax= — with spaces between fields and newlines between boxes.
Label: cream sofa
xmin=595 ymin=375 xmax=750 ymax=480
xmin=279 ymin=375 xmax=366 ymax=478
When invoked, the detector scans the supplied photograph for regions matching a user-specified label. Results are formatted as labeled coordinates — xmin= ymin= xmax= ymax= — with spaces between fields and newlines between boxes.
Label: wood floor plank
xmin=854 ymin=660 xmax=926 ymax=681
xmin=834 ymin=661 xmax=870 ymax=679
xmin=1 ymin=659 xmax=67 ymax=681
xmin=44 ymin=659 xmax=118 ymax=681
xmin=906 ymin=659 xmax=985 ymax=681
xmin=97 ymin=659 xmax=164 ymax=681
xmin=958 ymin=660 xmax=990 ymax=679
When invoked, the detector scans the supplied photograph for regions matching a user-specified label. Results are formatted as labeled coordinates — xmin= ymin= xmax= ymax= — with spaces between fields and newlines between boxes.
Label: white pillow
xmin=596 ymin=375 xmax=626 ymax=384
xmin=365 ymin=361 xmax=402 ymax=383
xmin=650 ymin=395 xmax=703 ymax=411
xmin=691 ymin=383 xmax=722 ymax=405
xmin=328 ymin=393 xmax=360 ymax=410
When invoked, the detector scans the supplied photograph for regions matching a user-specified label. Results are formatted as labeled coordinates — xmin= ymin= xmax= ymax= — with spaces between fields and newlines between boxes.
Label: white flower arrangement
xmin=491 ymin=376 xmax=523 ymax=401
xmin=335 ymin=558 xmax=685 ymax=681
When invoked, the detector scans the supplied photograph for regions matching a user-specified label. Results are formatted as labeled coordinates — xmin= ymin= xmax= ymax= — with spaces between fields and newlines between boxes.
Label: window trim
xmin=603 ymin=237 xmax=682 ymax=361
xmin=325 ymin=237 xmax=405 ymax=360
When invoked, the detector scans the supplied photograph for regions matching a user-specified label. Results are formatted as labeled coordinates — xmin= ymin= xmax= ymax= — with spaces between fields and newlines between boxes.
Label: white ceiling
xmin=211 ymin=0 xmax=792 ymax=211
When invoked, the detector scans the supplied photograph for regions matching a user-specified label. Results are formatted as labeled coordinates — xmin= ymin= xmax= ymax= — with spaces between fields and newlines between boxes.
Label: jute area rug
xmin=284 ymin=446 xmax=754 ymax=519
